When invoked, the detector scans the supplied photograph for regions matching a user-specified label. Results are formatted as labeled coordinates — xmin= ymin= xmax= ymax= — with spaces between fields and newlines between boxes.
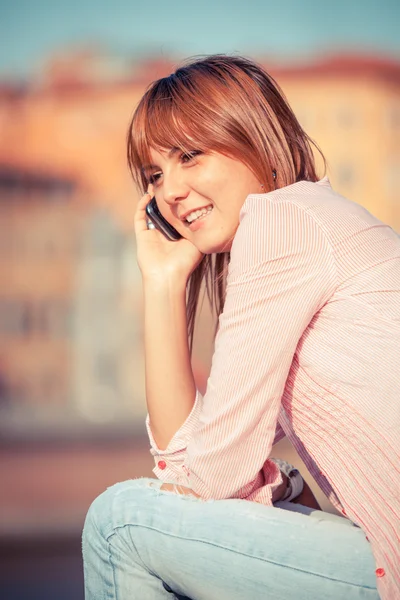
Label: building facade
xmin=0 ymin=52 xmax=398 ymax=439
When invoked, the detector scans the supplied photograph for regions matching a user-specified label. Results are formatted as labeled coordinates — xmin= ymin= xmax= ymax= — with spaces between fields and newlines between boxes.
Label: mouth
xmin=182 ymin=205 xmax=213 ymax=225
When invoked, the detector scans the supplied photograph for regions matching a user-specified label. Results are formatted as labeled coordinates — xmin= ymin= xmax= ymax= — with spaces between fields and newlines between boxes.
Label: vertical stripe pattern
xmin=146 ymin=177 xmax=400 ymax=599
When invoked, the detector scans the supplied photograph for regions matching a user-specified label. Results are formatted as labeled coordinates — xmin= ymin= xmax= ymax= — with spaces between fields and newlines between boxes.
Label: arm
xmin=146 ymin=386 xmax=286 ymax=482
xmin=179 ymin=199 xmax=336 ymax=501
xmin=133 ymin=191 xmax=204 ymax=455
xmin=139 ymin=195 xmax=336 ymax=502
xmin=143 ymin=278 xmax=196 ymax=450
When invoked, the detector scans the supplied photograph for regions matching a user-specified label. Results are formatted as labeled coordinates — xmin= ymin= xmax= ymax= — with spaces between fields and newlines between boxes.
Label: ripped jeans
xmin=82 ymin=477 xmax=379 ymax=600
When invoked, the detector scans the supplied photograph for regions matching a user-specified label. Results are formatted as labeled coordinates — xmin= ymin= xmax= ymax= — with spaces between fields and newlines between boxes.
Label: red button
xmin=158 ymin=460 xmax=166 ymax=470
xmin=375 ymin=568 xmax=385 ymax=578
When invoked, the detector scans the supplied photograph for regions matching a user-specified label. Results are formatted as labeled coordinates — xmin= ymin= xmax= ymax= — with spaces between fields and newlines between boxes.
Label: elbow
xmin=151 ymin=426 xmax=174 ymax=452
xmin=153 ymin=438 xmax=170 ymax=452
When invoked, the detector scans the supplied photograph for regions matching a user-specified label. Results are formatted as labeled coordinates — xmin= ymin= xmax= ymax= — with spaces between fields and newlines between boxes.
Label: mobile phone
xmin=145 ymin=197 xmax=182 ymax=241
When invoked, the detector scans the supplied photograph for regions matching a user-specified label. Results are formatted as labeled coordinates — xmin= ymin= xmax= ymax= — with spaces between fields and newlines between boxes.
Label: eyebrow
xmin=141 ymin=147 xmax=181 ymax=173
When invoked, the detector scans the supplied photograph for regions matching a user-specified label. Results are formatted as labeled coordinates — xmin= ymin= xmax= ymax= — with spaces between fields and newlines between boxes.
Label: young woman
xmin=82 ymin=55 xmax=399 ymax=599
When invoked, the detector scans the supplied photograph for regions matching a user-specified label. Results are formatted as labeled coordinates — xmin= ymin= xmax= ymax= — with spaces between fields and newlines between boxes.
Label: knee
xmin=83 ymin=484 xmax=115 ymax=547
xmin=82 ymin=478 xmax=156 ymax=545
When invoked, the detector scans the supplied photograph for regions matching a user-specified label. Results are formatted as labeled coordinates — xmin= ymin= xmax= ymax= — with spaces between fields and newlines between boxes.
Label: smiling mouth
xmin=184 ymin=205 xmax=213 ymax=224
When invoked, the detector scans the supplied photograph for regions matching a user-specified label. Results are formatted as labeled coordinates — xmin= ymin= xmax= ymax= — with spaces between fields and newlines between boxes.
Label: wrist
xmin=270 ymin=457 xmax=304 ymax=502
xmin=142 ymin=274 xmax=187 ymax=295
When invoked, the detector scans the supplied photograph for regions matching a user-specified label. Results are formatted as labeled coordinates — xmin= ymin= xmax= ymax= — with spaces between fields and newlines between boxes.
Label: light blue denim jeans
xmin=82 ymin=477 xmax=379 ymax=600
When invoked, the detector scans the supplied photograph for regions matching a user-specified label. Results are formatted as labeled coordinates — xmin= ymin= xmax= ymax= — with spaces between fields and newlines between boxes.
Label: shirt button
xmin=158 ymin=460 xmax=167 ymax=470
xmin=375 ymin=568 xmax=385 ymax=578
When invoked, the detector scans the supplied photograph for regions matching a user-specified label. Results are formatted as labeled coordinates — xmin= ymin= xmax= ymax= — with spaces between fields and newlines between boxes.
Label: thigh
xmin=89 ymin=477 xmax=379 ymax=600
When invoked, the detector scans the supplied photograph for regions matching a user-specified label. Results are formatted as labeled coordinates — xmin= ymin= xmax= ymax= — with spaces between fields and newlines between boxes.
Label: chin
xmin=195 ymin=239 xmax=232 ymax=255
xmin=189 ymin=224 xmax=235 ymax=254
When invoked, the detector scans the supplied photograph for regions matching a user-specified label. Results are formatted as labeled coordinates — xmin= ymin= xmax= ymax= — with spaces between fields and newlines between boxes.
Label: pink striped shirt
xmin=146 ymin=177 xmax=400 ymax=598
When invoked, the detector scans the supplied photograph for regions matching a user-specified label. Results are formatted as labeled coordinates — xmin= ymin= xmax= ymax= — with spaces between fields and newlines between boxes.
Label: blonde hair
xmin=127 ymin=54 xmax=325 ymax=351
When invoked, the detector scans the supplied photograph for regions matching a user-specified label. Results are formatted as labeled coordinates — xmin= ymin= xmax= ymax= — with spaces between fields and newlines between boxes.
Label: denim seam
xmin=107 ymin=527 xmax=175 ymax=597
xmin=106 ymin=527 xmax=162 ymax=582
xmin=106 ymin=532 xmax=119 ymax=600
xmin=106 ymin=523 xmax=376 ymax=591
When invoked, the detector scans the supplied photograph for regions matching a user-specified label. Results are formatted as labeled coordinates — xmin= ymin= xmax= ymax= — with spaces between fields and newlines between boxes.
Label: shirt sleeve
xmin=145 ymin=391 xmax=203 ymax=483
xmin=146 ymin=395 xmax=284 ymax=479
xmin=180 ymin=198 xmax=337 ymax=501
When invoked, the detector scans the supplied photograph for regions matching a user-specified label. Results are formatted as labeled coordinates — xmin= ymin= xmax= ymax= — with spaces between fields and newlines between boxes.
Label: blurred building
xmin=0 ymin=51 xmax=398 ymax=440
xmin=279 ymin=55 xmax=400 ymax=230
xmin=0 ymin=164 xmax=146 ymax=440
xmin=1 ymin=53 xmax=398 ymax=565
xmin=0 ymin=166 xmax=80 ymax=429
xmin=0 ymin=51 xmax=398 ymax=228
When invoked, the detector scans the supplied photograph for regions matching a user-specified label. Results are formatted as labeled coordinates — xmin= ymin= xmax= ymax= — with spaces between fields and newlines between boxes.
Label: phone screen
xmin=145 ymin=197 xmax=182 ymax=241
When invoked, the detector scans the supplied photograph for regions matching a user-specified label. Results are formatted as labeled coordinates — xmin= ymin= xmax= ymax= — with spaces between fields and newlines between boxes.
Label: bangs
xmin=126 ymin=55 xmax=323 ymax=351
xmin=127 ymin=75 xmax=214 ymax=191
xmin=127 ymin=55 xmax=323 ymax=196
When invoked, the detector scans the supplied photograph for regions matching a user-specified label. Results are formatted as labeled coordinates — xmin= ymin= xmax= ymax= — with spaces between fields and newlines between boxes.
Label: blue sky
xmin=0 ymin=0 xmax=399 ymax=80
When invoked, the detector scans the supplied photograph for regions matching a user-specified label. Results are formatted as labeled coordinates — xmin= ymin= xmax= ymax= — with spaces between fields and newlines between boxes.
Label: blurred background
xmin=0 ymin=0 xmax=399 ymax=598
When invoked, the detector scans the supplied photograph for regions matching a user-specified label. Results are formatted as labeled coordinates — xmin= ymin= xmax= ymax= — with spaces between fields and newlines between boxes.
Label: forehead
xmin=141 ymin=146 xmax=181 ymax=172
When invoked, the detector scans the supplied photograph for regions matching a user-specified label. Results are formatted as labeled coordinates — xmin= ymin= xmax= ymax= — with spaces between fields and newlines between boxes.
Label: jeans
xmin=82 ymin=477 xmax=379 ymax=600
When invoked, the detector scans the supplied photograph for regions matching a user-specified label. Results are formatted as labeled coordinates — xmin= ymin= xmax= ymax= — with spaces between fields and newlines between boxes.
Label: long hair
xmin=127 ymin=54 xmax=326 ymax=351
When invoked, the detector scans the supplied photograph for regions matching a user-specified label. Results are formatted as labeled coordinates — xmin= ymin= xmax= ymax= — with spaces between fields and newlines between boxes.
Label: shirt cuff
xmin=270 ymin=457 xmax=304 ymax=501
xmin=146 ymin=391 xmax=203 ymax=482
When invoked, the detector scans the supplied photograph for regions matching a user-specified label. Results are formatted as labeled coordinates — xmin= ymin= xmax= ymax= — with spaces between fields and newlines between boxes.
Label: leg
xmin=82 ymin=477 xmax=379 ymax=600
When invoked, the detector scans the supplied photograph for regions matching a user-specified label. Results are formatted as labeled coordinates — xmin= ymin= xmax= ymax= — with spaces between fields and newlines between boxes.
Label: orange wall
xmin=0 ymin=55 xmax=398 ymax=231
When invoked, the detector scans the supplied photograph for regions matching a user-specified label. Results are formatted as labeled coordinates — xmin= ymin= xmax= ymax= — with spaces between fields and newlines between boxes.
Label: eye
xmin=180 ymin=150 xmax=202 ymax=164
xmin=148 ymin=172 xmax=162 ymax=184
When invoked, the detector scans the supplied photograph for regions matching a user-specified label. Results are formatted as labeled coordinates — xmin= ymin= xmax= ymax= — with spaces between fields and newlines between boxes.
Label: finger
xmin=134 ymin=185 xmax=154 ymax=217
xmin=134 ymin=190 xmax=153 ymax=234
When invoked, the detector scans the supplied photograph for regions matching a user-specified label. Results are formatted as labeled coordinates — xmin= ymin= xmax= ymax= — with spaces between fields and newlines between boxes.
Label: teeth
xmin=186 ymin=206 xmax=213 ymax=223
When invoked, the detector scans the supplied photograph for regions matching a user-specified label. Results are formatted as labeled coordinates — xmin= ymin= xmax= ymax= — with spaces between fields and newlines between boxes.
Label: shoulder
xmin=231 ymin=179 xmax=335 ymax=271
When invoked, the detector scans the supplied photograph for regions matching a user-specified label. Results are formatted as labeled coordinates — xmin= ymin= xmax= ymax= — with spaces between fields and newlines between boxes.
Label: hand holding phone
xmin=145 ymin=197 xmax=182 ymax=241
xmin=135 ymin=193 xmax=203 ymax=284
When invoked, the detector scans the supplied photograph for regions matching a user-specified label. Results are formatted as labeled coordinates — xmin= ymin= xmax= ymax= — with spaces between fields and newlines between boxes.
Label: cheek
xmin=157 ymin=199 xmax=176 ymax=222
xmin=192 ymin=163 xmax=228 ymax=194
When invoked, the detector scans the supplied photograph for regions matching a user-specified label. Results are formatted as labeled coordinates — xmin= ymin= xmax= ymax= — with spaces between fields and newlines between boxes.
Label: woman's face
xmin=144 ymin=147 xmax=262 ymax=253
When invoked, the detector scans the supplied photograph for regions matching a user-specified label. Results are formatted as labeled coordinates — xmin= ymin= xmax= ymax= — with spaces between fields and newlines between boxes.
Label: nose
xmin=162 ymin=169 xmax=190 ymax=206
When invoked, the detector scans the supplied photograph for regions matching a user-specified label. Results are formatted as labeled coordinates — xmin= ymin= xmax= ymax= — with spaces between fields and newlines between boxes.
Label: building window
xmin=0 ymin=299 xmax=72 ymax=337
xmin=0 ymin=299 xmax=32 ymax=336
xmin=38 ymin=301 xmax=72 ymax=337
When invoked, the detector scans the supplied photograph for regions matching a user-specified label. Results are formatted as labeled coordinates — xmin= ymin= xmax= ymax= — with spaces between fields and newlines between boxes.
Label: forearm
xmin=143 ymin=276 xmax=196 ymax=450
